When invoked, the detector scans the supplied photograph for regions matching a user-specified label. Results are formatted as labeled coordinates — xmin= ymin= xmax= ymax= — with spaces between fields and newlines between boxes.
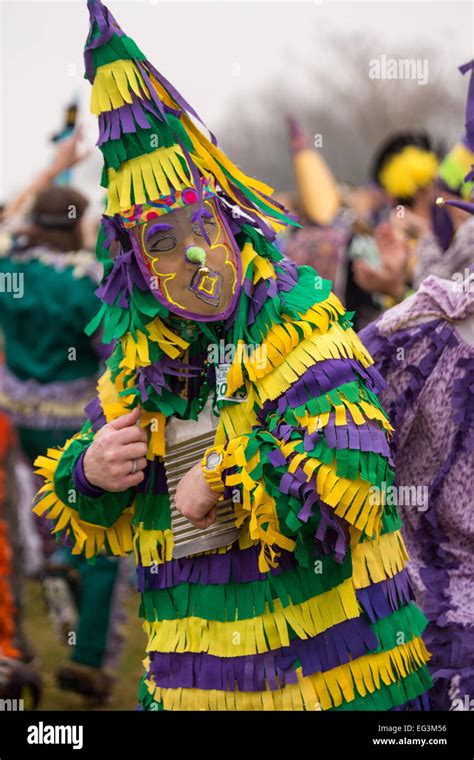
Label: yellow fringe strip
xmin=222 ymin=438 xmax=294 ymax=572
xmin=106 ymin=145 xmax=192 ymax=215
xmin=121 ymin=331 xmax=151 ymax=370
xmin=235 ymin=241 xmax=276 ymax=288
xmin=226 ymin=294 xmax=345 ymax=395
xmin=145 ymin=636 xmax=430 ymax=711
xmin=286 ymin=446 xmax=382 ymax=538
xmin=295 ymin=291 xmax=346 ymax=326
xmin=147 ymin=319 xmax=189 ymax=358
xmin=352 ymin=529 xmax=409 ymax=589
xmin=148 ymin=73 xmax=288 ymax=233
xmin=91 ymin=60 xmax=149 ymax=115
xmin=134 ymin=525 xmax=174 ymax=567
xmin=214 ymin=384 xmax=258 ymax=445
xmin=245 ymin=323 xmax=373 ymax=406
xmin=33 ymin=443 xmax=134 ymax=560
xmin=98 ymin=369 xmax=135 ymax=422
xmin=97 ymin=367 xmax=165 ymax=458
xmin=121 ymin=320 xmax=190 ymax=372
xmin=223 ymin=430 xmax=383 ymax=555
xmin=181 ymin=116 xmax=286 ymax=233
xmin=342 ymin=398 xmax=392 ymax=432
xmin=240 ymin=241 xmax=258 ymax=274
xmin=144 ymin=577 xmax=359 ymax=656
xmin=253 ymin=254 xmax=277 ymax=284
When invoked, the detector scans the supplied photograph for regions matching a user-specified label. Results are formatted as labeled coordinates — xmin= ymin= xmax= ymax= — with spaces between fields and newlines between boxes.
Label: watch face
xmin=205 ymin=451 xmax=222 ymax=471
xmin=131 ymin=197 xmax=242 ymax=322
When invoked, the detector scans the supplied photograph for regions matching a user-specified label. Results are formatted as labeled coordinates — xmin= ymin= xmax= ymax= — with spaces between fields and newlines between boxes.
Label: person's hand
xmin=83 ymin=407 xmax=148 ymax=492
xmin=375 ymin=221 xmax=409 ymax=272
xmin=389 ymin=207 xmax=430 ymax=240
xmin=352 ymin=259 xmax=406 ymax=300
xmin=48 ymin=128 xmax=91 ymax=180
xmin=2 ymin=128 xmax=91 ymax=224
xmin=352 ymin=221 xmax=408 ymax=300
xmin=175 ymin=463 xmax=220 ymax=529
xmin=352 ymin=259 xmax=388 ymax=293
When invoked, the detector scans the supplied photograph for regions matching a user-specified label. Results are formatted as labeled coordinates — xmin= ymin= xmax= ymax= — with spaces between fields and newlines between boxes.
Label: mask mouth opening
xmin=189 ymin=268 xmax=224 ymax=307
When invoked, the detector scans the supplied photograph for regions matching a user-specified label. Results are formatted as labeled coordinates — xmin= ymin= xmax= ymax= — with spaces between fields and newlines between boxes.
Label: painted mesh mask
xmin=128 ymin=197 xmax=242 ymax=321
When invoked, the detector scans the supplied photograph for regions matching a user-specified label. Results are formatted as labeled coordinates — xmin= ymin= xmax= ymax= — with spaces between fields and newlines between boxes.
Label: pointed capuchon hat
xmin=288 ymin=117 xmax=340 ymax=226
xmin=436 ymin=59 xmax=474 ymax=217
xmin=84 ymin=0 xmax=294 ymax=237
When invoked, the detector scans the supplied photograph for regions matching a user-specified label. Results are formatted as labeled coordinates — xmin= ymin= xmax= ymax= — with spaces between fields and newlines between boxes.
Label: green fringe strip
xmin=139 ymin=552 xmax=352 ymax=623
xmin=332 ymin=664 xmax=432 ymax=711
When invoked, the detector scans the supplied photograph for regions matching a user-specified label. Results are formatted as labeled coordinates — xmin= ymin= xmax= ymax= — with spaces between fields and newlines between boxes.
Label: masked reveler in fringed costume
xmin=33 ymin=0 xmax=432 ymax=711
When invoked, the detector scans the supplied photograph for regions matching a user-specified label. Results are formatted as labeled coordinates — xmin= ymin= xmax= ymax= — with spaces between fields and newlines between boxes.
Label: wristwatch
xmin=201 ymin=445 xmax=226 ymax=494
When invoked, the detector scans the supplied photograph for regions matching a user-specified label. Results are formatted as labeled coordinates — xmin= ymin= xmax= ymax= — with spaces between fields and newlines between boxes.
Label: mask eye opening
xmin=148 ymin=234 xmax=177 ymax=252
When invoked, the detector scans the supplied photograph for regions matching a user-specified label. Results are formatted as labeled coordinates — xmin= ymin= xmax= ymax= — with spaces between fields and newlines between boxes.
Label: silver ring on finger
xmin=130 ymin=459 xmax=138 ymax=475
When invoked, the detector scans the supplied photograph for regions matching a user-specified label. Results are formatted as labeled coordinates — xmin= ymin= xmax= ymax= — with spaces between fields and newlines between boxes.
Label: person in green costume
xmin=0 ymin=150 xmax=128 ymax=705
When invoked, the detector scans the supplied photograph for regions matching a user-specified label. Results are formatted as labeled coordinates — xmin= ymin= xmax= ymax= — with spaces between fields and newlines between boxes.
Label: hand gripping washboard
xmin=163 ymin=401 xmax=239 ymax=558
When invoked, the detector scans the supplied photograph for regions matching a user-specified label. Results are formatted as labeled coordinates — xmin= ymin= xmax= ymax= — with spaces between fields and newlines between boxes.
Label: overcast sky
xmin=1 ymin=0 xmax=473 ymax=203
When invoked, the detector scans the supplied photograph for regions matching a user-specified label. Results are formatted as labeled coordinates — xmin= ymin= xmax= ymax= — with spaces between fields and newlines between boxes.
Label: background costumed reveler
xmin=360 ymin=273 xmax=474 ymax=711
xmin=0 ymin=126 xmax=130 ymax=705
xmin=33 ymin=0 xmax=432 ymax=710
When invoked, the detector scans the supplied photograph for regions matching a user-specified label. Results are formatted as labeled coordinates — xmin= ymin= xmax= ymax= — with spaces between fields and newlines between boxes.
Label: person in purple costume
xmin=360 ymin=272 xmax=474 ymax=710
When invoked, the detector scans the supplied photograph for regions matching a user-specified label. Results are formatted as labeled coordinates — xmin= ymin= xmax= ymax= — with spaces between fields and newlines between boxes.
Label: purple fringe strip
xmin=146 ymin=615 xmax=378 ymax=692
xmin=137 ymin=544 xmax=296 ymax=591
xmin=97 ymin=95 xmax=176 ymax=145
xmin=84 ymin=395 xmax=106 ymax=433
xmin=137 ymin=535 xmax=411 ymax=624
xmin=356 ymin=568 xmax=415 ymax=623
xmin=95 ymin=249 xmax=150 ymax=309
xmin=257 ymin=357 xmax=386 ymax=424
xmin=84 ymin=0 xmax=124 ymax=83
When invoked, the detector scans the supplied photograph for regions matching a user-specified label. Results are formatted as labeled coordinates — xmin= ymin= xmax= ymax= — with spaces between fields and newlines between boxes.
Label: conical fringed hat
xmin=85 ymin=0 xmax=294 ymax=237
xmin=288 ymin=117 xmax=340 ymax=226
xmin=436 ymin=59 xmax=474 ymax=217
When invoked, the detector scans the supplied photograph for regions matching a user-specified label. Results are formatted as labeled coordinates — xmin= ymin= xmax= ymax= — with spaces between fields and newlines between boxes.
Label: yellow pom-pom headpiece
xmin=378 ymin=146 xmax=438 ymax=200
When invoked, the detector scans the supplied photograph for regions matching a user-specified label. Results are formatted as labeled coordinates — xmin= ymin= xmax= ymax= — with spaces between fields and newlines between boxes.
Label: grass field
xmin=24 ymin=578 xmax=146 ymax=711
